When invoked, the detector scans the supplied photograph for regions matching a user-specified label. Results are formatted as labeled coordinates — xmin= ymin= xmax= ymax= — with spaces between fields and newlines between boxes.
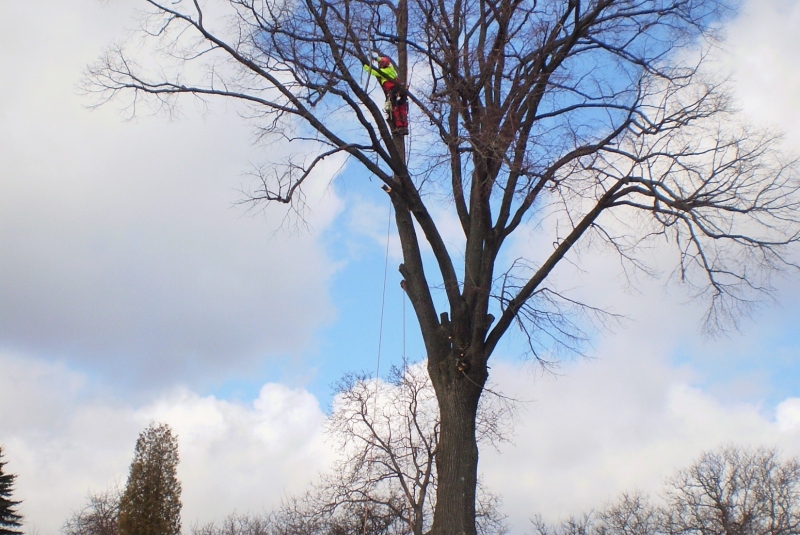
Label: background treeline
xmin=61 ymin=365 xmax=800 ymax=535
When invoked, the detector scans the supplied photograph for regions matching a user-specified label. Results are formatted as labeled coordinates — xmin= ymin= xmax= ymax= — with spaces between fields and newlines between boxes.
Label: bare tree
xmin=530 ymin=447 xmax=800 ymax=535
xmin=322 ymin=365 xmax=443 ymax=535
xmin=192 ymin=513 xmax=273 ymax=535
xmin=87 ymin=0 xmax=800 ymax=532
xmin=284 ymin=363 xmax=508 ymax=534
xmin=597 ymin=491 xmax=664 ymax=535
xmin=62 ymin=488 xmax=121 ymax=535
xmin=192 ymin=506 xmax=403 ymax=535
xmin=663 ymin=446 xmax=800 ymax=535
xmin=530 ymin=493 xmax=666 ymax=535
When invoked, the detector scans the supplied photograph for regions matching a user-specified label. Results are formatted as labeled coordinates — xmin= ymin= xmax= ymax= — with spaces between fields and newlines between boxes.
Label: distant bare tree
xmin=192 ymin=506 xmax=403 ymax=535
xmin=664 ymin=446 xmax=800 ymax=535
xmin=285 ymin=363 xmax=508 ymax=535
xmin=529 ymin=512 xmax=595 ymax=535
xmin=62 ymin=488 xmax=121 ymax=535
xmin=192 ymin=513 xmax=273 ymax=535
xmin=88 ymin=0 xmax=800 ymax=531
xmin=531 ymin=446 xmax=800 ymax=535
xmin=597 ymin=491 xmax=663 ymax=535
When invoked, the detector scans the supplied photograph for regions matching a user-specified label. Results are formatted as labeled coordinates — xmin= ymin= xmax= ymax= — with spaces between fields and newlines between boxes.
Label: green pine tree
xmin=0 ymin=446 xmax=23 ymax=535
xmin=118 ymin=423 xmax=181 ymax=535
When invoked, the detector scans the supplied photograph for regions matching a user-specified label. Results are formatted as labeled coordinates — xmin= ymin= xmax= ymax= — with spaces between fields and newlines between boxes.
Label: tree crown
xmin=118 ymin=423 xmax=182 ymax=535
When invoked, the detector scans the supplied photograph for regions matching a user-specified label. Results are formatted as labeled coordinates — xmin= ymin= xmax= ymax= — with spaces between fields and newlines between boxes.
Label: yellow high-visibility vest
xmin=363 ymin=63 xmax=398 ymax=86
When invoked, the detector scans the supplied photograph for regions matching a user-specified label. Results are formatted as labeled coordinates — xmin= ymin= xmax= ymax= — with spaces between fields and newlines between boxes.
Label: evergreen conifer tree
xmin=118 ymin=423 xmax=181 ymax=535
xmin=0 ymin=446 xmax=23 ymax=535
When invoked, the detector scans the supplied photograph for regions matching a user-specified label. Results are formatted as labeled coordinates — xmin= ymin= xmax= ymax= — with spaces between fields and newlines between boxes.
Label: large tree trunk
xmin=428 ymin=351 xmax=486 ymax=535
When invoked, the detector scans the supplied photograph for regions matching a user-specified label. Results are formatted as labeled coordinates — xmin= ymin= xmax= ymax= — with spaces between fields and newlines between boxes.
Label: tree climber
xmin=363 ymin=55 xmax=409 ymax=136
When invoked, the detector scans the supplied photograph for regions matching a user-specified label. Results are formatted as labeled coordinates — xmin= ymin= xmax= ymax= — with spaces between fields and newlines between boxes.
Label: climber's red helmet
xmin=378 ymin=56 xmax=391 ymax=68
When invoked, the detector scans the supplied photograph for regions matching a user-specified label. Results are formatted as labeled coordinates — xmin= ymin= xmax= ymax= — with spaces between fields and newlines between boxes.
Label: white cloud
xmin=0 ymin=0 xmax=345 ymax=387
xmin=776 ymin=398 xmax=800 ymax=433
xmin=724 ymin=0 xmax=800 ymax=144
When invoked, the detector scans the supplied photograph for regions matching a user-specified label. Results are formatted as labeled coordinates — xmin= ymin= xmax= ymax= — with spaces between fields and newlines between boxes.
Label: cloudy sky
xmin=1 ymin=0 xmax=800 ymax=533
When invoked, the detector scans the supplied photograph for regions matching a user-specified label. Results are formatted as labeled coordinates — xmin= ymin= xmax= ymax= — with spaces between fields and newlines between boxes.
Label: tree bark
xmin=428 ymin=348 xmax=486 ymax=535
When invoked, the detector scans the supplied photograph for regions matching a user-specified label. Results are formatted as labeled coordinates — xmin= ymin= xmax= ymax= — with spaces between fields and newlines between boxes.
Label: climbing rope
xmin=402 ymin=277 xmax=406 ymax=362
xmin=375 ymin=198 xmax=393 ymax=383
xmin=364 ymin=194 xmax=394 ymax=535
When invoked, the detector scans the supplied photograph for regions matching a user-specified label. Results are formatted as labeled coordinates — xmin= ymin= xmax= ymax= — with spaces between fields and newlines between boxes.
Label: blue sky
xmin=1 ymin=0 xmax=800 ymax=533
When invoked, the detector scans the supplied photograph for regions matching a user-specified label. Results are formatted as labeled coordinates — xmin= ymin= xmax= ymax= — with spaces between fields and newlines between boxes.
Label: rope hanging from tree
xmin=364 ymin=196 xmax=395 ymax=535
